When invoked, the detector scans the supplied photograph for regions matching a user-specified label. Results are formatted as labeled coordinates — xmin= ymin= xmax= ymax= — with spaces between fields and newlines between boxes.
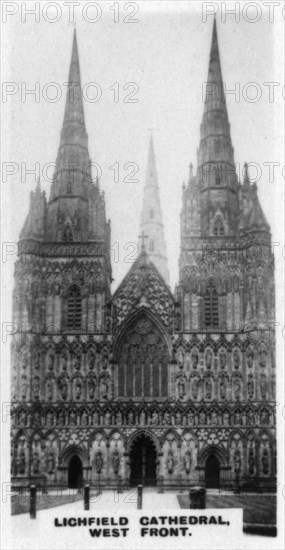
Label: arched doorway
xmin=129 ymin=434 xmax=157 ymax=486
xmin=205 ymin=454 xmax=220 ymax=488
xmin=68 ymin=455 xmax=83 ymax=489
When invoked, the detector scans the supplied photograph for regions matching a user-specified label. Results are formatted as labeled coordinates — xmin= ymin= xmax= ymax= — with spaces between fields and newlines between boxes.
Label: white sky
xmin=2 ymin=0 xmax=284 ymax=296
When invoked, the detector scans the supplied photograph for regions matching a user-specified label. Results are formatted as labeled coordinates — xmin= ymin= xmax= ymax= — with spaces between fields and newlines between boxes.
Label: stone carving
xmin=233 ymin=349 xmax=240 ymax=369
xmin=220 ymin=350 xmax=227 ymax=369
xmin=262 ymin=448 xmax=269 ymax=475
xmin=184 ymin=451 xmax=192 ymax=473
xmin=32 ymin=451 xmax=40 ymax=474
xmin=248 ymin=445 xmax=255 ymax=476
xmin=47 ymin=452 xmax=55 ymax=474
xmin=18 ymin=449 xmax=26 ymax=474
xmin=112 ymin=450 xmax=120 ymax=474
xmin=234 ymin=449 xmax=241 ymax=475
xmin=95 ymin=451 xmax=103 ymax=474
xmin=166 ymin=451 xmax=174 ymax=474
xmin=260 ymin=374 xmax=267 ymax=399
xmin=247 ymin=376 xmax=254 ymax=399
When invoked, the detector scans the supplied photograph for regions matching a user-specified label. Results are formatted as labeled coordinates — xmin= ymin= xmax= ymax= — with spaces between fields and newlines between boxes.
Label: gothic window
xmin=204 ymin=280 xmax=219 ymax=328
xmin=63 ymin=225 xmax=73 ymax=242
xmin=117 ymin=315 xmax=169 ymax=398
xmin=149 ymin=240 xmax=155 ymax=252
xmin=67 ymin=285 xmax=81 ymax=330
xmin=213 ymin=217 xmax=225 ymax=236
xmin=150 ymin=209 xmax=154 ymax=219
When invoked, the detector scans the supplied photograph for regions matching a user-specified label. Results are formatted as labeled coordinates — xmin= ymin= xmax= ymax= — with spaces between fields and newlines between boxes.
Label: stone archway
xmin=129 ymin=433 xmax=157 ymax=486
xmin=205 ymin=454 xmax=220 ymax=488
xmin=68 ymin=455 xmax=83 ymax=488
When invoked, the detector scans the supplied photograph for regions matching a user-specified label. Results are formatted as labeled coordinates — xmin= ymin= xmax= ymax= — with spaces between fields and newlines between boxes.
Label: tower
xmin=139 ymin=134 xmax=170 ymax=284
xmin=11 ymin=31 xmax=112 ymax=486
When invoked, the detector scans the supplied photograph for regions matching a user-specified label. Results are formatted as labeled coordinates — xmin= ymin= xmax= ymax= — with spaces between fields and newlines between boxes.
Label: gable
xmin=112 ymin=250 xmax=174 ymax=331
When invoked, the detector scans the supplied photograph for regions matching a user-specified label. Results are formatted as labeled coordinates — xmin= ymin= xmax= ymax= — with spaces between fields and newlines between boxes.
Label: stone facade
xmin=11 ymin=24 xmax=276 ymax=491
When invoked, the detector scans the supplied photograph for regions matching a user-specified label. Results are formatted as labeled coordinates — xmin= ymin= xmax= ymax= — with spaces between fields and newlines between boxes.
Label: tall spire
xmin=197 ymin=19 xmax=236 ymax=175
xmin=45 ymin=31 xmax=107 ymax=243
xmin=48 ymin=30 xmax=91 ymax=204
xmin=139 ymin=134 xmax=169 ymax=285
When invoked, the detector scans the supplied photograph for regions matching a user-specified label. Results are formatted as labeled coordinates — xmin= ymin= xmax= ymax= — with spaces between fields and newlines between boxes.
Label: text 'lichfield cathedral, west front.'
xmin=11 ymin=21 xmax=276 ymax=492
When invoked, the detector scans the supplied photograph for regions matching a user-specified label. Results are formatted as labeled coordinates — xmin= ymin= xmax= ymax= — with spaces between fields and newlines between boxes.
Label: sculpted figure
xmin=128 ymin=410 xmax=134 ymax=425
xmin=262 ymin=448 xmax=269 ymax=476
xmin=192 ymin=378 xmax=199 ymax=400
xmin=166 ymin=451 xmax=174 ymax=474
xmin=18 ymin=449 xmax=26 ymax=474
xmin=205 ymin=378 xmax=212 ymax=399
xmin=233 ymin=349 xmax=240 ymax=369
xmin=233 ymin=378 xmax=241 ymax=400
xmin=184 ymin=451 xmax=192 ymax=474
xmin=248 ymin=446 xmax=255 ymax=476
xmin=112 ymin=450 xmax=120 ymax=475
xmin=151 ymin=411 xmax=159 ymax=426
xmin=60 ymin=378 xmax=68 ymax=400
xmin=33 ymin=451 xmax=40 ymax=474
xmin=95 ymin=451 xmax=103 ymax=474
xmin=88 ymin=378 xmax=95 ymax=400
xmin=177 ymin=377 xmax=185 ymax=399
xmin=47 ymin=452 xmax=55 ymax=474
xmin=234 ymin=449 xmax=241 ymax=475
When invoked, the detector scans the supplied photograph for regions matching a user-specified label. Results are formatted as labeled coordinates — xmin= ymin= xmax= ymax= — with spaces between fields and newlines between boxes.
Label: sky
xmin=1 ymin=0 xmax=284 ymax=301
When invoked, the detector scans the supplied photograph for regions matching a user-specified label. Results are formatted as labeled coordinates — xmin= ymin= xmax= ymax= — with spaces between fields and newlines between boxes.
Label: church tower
xmin=139 ymin=134 xmax=169 ymax=285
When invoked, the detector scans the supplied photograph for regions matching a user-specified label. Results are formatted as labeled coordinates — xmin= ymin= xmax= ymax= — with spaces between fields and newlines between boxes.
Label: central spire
xmin=139 ymin=134 xmax=169 ymax=285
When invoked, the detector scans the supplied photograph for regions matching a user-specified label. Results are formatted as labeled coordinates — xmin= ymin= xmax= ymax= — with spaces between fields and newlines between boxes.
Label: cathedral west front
xmin=11 ymin=21 xmax=276 ymax=493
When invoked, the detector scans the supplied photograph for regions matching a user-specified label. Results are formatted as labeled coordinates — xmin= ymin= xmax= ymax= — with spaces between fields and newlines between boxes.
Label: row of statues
xmin=15 ymin=406 xmax=272 ymax=428
xmin=176 ymin=373 xmax=269 ymax=400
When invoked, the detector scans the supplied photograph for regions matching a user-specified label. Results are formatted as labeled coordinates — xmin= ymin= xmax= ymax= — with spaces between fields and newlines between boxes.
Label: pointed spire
xmin=243 ymin=162 xmax=250 ymax=187
xmin=197 ymin=20 xmax=236 ymax=181
xmin=139 ymin=134 xmax=170 ymax=285
xmin=62 ymin=29 xmax=86 ymax=130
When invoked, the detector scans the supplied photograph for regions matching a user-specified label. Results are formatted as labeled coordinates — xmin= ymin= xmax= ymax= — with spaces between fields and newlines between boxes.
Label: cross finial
xmin=138 ymin=230 xmax=149 ymax=250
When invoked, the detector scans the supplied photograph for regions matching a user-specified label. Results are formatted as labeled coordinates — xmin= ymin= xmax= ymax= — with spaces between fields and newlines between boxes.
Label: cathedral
xmin=11 ymin=21 xmax=276 ymax=492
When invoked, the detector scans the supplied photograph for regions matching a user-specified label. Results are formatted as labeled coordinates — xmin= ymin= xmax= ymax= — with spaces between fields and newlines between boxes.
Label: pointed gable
xmin=112 ymin=249 xmax=175 ymax=331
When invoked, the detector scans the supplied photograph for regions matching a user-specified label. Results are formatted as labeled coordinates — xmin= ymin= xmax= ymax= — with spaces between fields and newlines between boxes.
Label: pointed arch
xmin=213 ymin=216 xmax=225 ymax=236
xmin=113 ymin=309 xmax=170 ymax=399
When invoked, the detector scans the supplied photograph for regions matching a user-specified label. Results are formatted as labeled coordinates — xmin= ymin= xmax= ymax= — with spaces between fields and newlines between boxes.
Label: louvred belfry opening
xmin=204 ymin=281 xmax=219 ymax=328
xmin=67 ymin=285 xmax=81 ymax=330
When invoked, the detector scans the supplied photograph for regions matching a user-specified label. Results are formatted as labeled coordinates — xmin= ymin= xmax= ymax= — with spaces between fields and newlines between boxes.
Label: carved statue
xmin=46 ymin=411 xmax=53 ymax=427
xmin=112 ymin=450 xmax=120 ymax=475
xmin=47 ymin=452 xmax=55 ymax=474
xmin=58 ymin=410 xmax=65 ymax=426
xmin=175 ymin=411 xmax=182 ymax=426
xmin=262 ymin=448 xmax=269 ymax=475
xmin=163 ymin=411 xmax=171 ymax=425
xmin=46 ymin=379 xmax=53 ymax=400
xmin=192 ymin=350 xmax=199 ymax=369
xmin=34 ymin=410 xmax=41 ymax=427
xmin=47 ymin=352 xmax=54 ymax=371
xmin=128 ymin=410 xmax=134 ymax=425
xmin=95 ymin=451 xmax=103 ymax=474
xmin=234 ymin=449 xmax=241 ymax=475
xmin=81 ymin=410 xmax=88 ymax=426
xmin=33 ymin=378 xmax=40 ymax=399
xmin=75 ymin=379 xmax=82 ymax=400
xmin=234 ymin=410 xmax=241 ymax=425
xmin=60 ymin=378 xmax=68 ymax=400
xmin=260 ymin=374 xmax=267 ymax=399
xmin=233 ymin=349 xmax=240 ymax=369
xmin=247 ymin=377 xmax=254 ymax=399
xmin=177 ymin=377 xmax=185 ymax=399
xmin=220 ymin=378 xmax=226 ymax=399
xmin=61 ymin=352 xmax=67 ymax=372
xmin=105 ymin=411 xmax=112 ymax=425
xmin=246 ymin=348 xmax=254 ymax=369
xmin=150 ymin=411 xmax=159 ymax=426
xmin=166 ymin=451 xmax=174 ymax=474
xmin=192 ymin=378 xmax=199 ymax=399
xmin=205 ymin=377 xmax=212 ymax=399
xmin=93 ymin=410 xmax=100 ymax=425
xmin=101 ymin=379 xmax=109 ymax=399
xmin=220 ymin=350 xmax=226 ymax=369
xmin=115 ymin=410 xmax=123 ymax=425
xmin=88 ymin=378 xmax=95 ymax=400
xmin=21 ymin=381 xmax=28 ymax=400
xmin=223 ymin=411 xmax=230 ymax=425
xmin=233 ymin=378 xmax=241 ymax=400
xmin=199 ymin=410 xmax=206 ymax=424
xmin=188 ymin=410 xmax=194 ymax=425
xmin=140 ymin=410 xmax=146 ymax=426
xmin=70 ymin=410 xmax=76 ymax=425
xmin=248 ymin=446 xmax=255 ymax=476
xmin=19 ymin=409 xmax=27 ymax=426
xmin=205 ymin=350 xmax=212 ymax=369
xmin=74 ymin=354 xmax=81 ymax=371
xmin=33 ymin=451 xmax=40 ymax=474
xmin=18 ymin=449 xmax=26 ymax=474
xmin=211 ymin=411 xmax=218 ymax=425
xmin=184 ymin=451 xmax=192 ymax=474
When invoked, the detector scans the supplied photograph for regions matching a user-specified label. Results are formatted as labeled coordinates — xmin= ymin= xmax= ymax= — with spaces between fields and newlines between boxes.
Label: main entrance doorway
xmin=129 ymin=434 xmax=157 ymax=486
xmin=205 ymin=454 xmax=220 ymax=488
xmin=68 ymin=455 xmax=83 ymax=488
